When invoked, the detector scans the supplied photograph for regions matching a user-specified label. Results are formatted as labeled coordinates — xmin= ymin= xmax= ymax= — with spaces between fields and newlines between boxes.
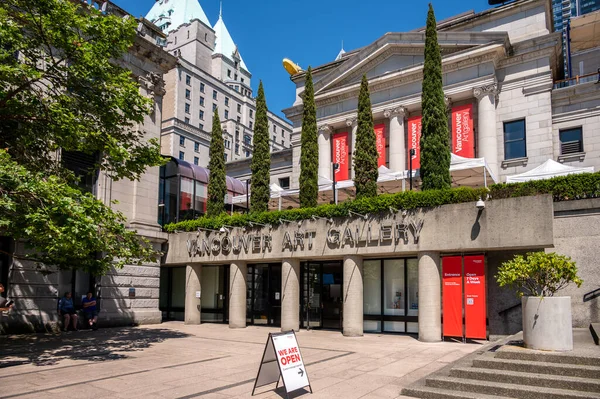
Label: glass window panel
xmin=559 ymin=128 xmax=582 ymax=144
xmin=253 ymin=265 xmax=269 ymax=325
xmin=363 ymin=260 xmax=381 ymax=315
xmin=246 ymin=266 xmax=253 ymax=323
xmin=384 ymin=321 xmax=405 ymax=332
xmin=165 ymin=177 xmax=178 ymax=224
xmin=159 ymin=267 xmax=169 ymax=309
xmin=171 ymin=267 xmax=185 ymax=308
xmin=505 ymin=141 xmax=526 ymax=160
xmin=179 ymin=177 xmax=194 ymax=221
xmin=384 ymin=259 xmax=405 ymax=316
xmin=364 ymin=320 xmax=381 ymax=333
xmin=407 ymin=259 xmax=419 ymax=317
xmin=406 ymin=322 xmax=419 ymax=334
xmin=194 ymin=181 xmax=206 ymax=216
xmin=504 ymin=120 xmax=525 ymax=141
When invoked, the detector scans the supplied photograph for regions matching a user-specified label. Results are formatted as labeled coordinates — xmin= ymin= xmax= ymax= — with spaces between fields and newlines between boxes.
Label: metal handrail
xmin=553 ymin=70 xmax=600 ymax=89
xmin=583 ymin=287 xmax=600 ymax=303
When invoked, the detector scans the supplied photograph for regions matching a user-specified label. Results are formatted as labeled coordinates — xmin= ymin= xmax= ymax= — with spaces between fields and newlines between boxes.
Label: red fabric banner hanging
xmin=332 ymin=131 xmax=349 ymax=181
xmin=407 ymin=116 xmax=421 ymax=170
xmin=451 ymin=104 xmax=475 ymax=158
xmin=464 ymin=255 xmax=486 ymax=339
xmin=374 ymin=124 xmax=386 ymax=167
xmin=442 ymin=256 xmax=463 ymax=338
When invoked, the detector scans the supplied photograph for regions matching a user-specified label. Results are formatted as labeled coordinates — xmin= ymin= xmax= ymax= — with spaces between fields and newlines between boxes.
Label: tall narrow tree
xmin=207 ymin=109 xmax=226 ymax=217
xmin=250 ymin=81 xmax=271 ymax=212
xmin=299 ymin=67 xmax=319 ymax=208
xmin=420 ymin=4 xmax=451 ymax=190
xmin=353 ymin=75 xmax=379 ymax=198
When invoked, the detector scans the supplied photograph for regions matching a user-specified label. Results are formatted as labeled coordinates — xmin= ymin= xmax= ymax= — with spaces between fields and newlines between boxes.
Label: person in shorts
xmin=82 ymin=291 xmax=98 ymax=330
xmin=0 ymin=283 xmax=14 ymax=313
xmin=58 ymin=292 xmax=78 ymax=331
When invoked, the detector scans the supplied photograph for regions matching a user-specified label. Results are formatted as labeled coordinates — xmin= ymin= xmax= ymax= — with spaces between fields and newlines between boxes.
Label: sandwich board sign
xmin=252 ymin=331 xmax=312 ymax=398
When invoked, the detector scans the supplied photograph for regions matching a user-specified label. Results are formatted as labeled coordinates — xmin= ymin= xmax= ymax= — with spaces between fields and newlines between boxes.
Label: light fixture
xmin=476 ymin=197 xmax=485 ymax=210
xmin=249 ymin=221 xmax=270 ymax=229
xmin=279 ymin=218 xmax=294 ymax=224
xmin=197 ymin=227 xmax=219 ymax=234
xmin=388 ymin=206 xmax=398 ymax=214
xmin=219 ymin=226 xmax=230 ymax=234
xmin=311 ymin=215 xmax=333 ymax=224
xmin=349 ymin=210 xmax=368 ymax=220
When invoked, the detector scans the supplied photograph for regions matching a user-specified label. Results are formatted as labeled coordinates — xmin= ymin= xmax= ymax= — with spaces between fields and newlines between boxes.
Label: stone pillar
xmin=347 ymin=118 xmax=358 ymax=179
xmin=418 ymin=252 xmax=441 ymax=342
xmin=184 ymin=264 xmax=202 ymax=325
xmin=318 ymin=125 xmax=332 ymax=181
xmin=229 ymin=261 xmax=247 ymax=329
xmin=343 ymin=255 xmax=363 ymax=337
xmin=385 ymin=107 xmax=407 ymax=172
xmin=281 ymin=259 xmax=300 ymax=332
xmin=474 ymin=84 xmax=499 ymax=179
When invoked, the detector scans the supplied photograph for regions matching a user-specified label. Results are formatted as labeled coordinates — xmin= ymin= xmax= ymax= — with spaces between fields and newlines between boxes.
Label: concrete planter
xmin=522 ymin=296 xmax=573 ymax=351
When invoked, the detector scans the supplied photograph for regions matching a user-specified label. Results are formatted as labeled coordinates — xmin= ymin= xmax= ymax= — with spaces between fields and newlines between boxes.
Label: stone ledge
xmin=502 ymin=157 xmax=528 ymax=169
xmin=557 ymin=152 xmax=585 ymax=163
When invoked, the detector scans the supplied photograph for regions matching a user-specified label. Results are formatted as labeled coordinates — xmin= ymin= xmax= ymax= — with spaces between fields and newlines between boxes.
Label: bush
xmin=490 ymin=172 xmax=600 ymax=201
xmin=496 ymin=252 xmax=583 ymax=297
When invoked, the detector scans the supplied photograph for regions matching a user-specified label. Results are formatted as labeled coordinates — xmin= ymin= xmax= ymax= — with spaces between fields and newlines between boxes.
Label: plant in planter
xmin=496 ymin=252 xmax=583 ymax=351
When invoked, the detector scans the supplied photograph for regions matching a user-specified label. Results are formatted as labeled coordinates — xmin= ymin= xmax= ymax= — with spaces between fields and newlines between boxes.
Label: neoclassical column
xmin=281 ymin=259 xmax=300 ymax=332
xmin=346 ymin=117 xmax=358 ymax=179
xmin=474 ymin=84 xmax=499 ymax=179
xmin=343 ymin=255 xmax=363 ymax=337
xmin=418 ymin=251 xmax=441 ymax=342
xmin=318 ymin=124 xmax=333 ymax=181
xmin=384 ymin=107 xmax=407 ymax=172
xmin=229 ymin=261 xmax=247 ymax=328
xmin=184 ymin=264 xmax=202 ymax=325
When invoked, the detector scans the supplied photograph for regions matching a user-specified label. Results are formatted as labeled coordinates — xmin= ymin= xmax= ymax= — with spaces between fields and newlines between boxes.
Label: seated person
xmin=58 ymin=292 xmax=78 ymax=331
xmin=82 ymin=291 xmax=98 ymax=330
xmin=0 ymin=283 xmax=14 ymax=313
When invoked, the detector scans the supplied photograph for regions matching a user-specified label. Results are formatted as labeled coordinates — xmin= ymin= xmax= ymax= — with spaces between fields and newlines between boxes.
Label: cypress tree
xmin=250 ymin=81 xmax=271 ymax=213
xmin=206 ymin=108 xmax=226 ymax=217
xmin=420 ymin=4 xmax=451 ymax=190
xmin=353 ymin=75 xmax=379 ymax=199
xmin=299 ymin=66 xmax=319 ymax=208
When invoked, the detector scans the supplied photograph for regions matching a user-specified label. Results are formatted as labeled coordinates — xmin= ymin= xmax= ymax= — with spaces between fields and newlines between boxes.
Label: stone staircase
xmin=402 ymin=329 xmax=600 ymax=399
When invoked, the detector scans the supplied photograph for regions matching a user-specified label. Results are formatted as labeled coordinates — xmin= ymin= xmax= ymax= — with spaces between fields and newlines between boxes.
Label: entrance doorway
xmin=247 ymin=264 xmax=281 ymax=327
xmin=201 ymin=265 xmax=229 ymax=323
xmin=301 ymin=261 xmax=343 ymax=330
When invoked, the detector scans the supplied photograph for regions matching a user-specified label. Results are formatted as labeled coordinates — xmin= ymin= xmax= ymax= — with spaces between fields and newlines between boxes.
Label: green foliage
xmin=0 ymin=150 xmax=157 ymax=275
xmin=299 ymin=67 xmax=319 ymax=208
xmin=490 ymin=172 xmax=600 ymax=201
xmin=420 ymin=4 xmax=451 ymax=190
xmin=207 ymin=109 xmax=226 ymax=217
xmin=353 ymin=75 xmax=378 ymax=199
xmin=496 ymin=252 xmax=583 ymax=298
xmin=250 ymin=81 xmax=271 ymax=213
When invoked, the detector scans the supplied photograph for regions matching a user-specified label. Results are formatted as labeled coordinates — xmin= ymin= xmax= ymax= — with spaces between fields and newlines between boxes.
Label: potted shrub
xmin=496 ymin=252 xmax=583 ymax=351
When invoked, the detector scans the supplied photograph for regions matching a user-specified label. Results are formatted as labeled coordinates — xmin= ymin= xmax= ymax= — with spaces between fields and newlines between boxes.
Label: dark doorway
xmin=247 ymin=264 xmax=281 ymax=327
xmin=160 ymin=266 xmax=185 ymax=321
xmin=301 ymin=261 xmax=343 ymax=330
xmin=201 ymin=265 xmax=229 ymax=323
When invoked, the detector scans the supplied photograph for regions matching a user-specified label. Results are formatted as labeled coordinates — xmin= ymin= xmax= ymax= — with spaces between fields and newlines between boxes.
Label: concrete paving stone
xmin=155 ymin=379 xmax=235 ymax=398
xmin=362 ymin=383 xmax=404 ymax=398
xmin=47 ymin=383 xmax=118 ymax=399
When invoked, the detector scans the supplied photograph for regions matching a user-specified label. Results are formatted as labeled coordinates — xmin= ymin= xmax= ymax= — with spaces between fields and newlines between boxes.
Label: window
xmin=224 ymin=139 xmax=230 ymax=149
xmin=503 ymin=119 xmax=527 ymax=160
xmin=234 ymin=73 xmax=238 ymax=80
xmin=237 ymin=104 xmax=241 ymax=113
xmin=278 ymin=177 xmax=290 ymax=189
xmin=199 ymin=123 xmax=204 ymax=130
xmin=235 ymin=130 xmax=240 ymax=140
xmin=235 ymin=143 xmax=240 ymax=154
xmin=244 ymin=134 xmax=251 ymax=145
xmin=199 ymin=110 xmax=204 ymax=120
xmin=199 ymin=96 xmax=204 ymax=106
xmin=184 ymin=117 xmax=190 ymax=124
xmin=273 ymin=135 xmax=276 ymax=142
xmin=179 ymin=151 xmax=184 ymax=160
xmin=281 ymin=139 xmax=285 ymax=146
xmin=273 ymin=125 xmax=276 ymax=132
xmin=200 ymin=82 xmax=205 ymax=93
xmin=241 ymin=78 xmax=245 ymax=84
xmin=249 ymin=121 xmax=253 ymax=129
xmin=212 ymin=103 xmax=217 ymax=112
xmin=224 ymin=154 xmax=228 ymax=162
xmin=194 ymin=142 xmax=199 ymax=152
xmin=225 ymin=97 xmax=229 ymax=107
xmin=185 ymin=75 xmax=191 ymax=85
xmin=187 ymin=31 xmax=190 ymax=39
xmin=282 ymin=130 xmax=285 ymax=138
xmin=245 ymin=150 xmax=250 ymax=157
xmin=194 ymin=156 xmax=199 ymax=165
xmin=227 ymin=69 xmax=231 ymax=78
xmin=237 ymin=116 xmax=241 ymax=123
xmin=184 ymin=103 xmax=190 ymax=114
xmin=249 ymin=110 xmax=253 ymax=118
xmin=234 ymin=85 xmax=239 ymax=92
xmin=559 ymin=127 xmax=583 ymax=154
xmin=185 ymin=89 xmax=190 ymax=100
xmin=212 ymin=90 xmax=217 ymax=100
xmin=225 ymin=110 xmax=229 ymax=119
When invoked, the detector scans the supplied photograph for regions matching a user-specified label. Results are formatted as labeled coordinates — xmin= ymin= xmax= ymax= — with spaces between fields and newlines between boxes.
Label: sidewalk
xmin=0 ymin=322 xmax=480 ymax=399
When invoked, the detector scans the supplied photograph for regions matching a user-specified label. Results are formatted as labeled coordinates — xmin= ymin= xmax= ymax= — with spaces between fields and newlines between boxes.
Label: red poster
xmin=374 ymin=124 xmax=386 ymax=167
xmin=464 ymin=255 xmax=486 ymax=339
xmin=407 ymin=116 xmax=421 ymax=170
xmin=332 ymin=131 xmax=349 ymax=181
xmin=452 ymin=104 xmax=475 ymax=158
xmin=442 ymin=256 xmax=463 ymax=338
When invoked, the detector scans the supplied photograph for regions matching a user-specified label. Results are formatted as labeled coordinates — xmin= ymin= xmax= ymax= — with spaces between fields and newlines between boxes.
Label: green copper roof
xmin=146 ymin=0 xmax=211 ymax=33
xmin=213 ymin=6 xmax=248 ymax=71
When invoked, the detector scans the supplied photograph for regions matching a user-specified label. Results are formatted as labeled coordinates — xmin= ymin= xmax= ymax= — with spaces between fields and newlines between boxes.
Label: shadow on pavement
xmin=0 ymin=327 xmax=190 ymax=367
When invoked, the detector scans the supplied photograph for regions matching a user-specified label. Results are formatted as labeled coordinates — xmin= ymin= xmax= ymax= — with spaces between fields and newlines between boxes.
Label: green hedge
xmin=165 ymin=172 xmax=600 ymax=233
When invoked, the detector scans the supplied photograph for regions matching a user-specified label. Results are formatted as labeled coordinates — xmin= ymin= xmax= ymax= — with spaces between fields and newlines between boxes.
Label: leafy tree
xmin=250 ymin=81 xmax=270 ymax=212
xmin=207 ymin=109 xmax=226 ymax=217
xmin=299 ymin=66 xmax=318 ymax=208
xmin=353 ymin=75 xmax=378 ymax=198
xmin=0 ymin=0 xmax=164 ymax=274
xmin=420 ymin=4 xmax=451 ymax=190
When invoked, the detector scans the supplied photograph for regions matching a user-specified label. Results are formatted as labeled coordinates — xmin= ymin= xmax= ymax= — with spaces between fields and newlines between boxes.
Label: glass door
xmin=301 ymin=261 xmax=343 ymax=330
xmin=247 ymin=264 xmax=281 ymax=327
xmin=201 ymin=265 xmax=229 ymax=323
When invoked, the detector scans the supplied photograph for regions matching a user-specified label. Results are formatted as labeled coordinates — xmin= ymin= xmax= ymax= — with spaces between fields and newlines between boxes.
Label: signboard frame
xmin=252 ymin=331 xmax=312 ymax=398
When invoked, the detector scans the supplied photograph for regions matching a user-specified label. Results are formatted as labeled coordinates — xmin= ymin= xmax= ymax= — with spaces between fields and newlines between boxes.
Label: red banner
xmin=332 ymin=132 xmax=349 ymax=181
xmin=464 ymin=255 xmax=486 ymax=339
xmin=407 ymin=116 xmax=421 ymax=170
xmin=452 ymin=104 xmax=474 ymax=158
xmin=442 ymin=256 xmax=463 ymax=338
xmin=374 ymin=124 xmax=386 ymax=167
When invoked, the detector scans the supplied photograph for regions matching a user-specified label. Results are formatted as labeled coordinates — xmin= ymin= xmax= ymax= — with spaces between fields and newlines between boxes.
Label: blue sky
xmin=115 ymin=0 xmax=492 ymax=118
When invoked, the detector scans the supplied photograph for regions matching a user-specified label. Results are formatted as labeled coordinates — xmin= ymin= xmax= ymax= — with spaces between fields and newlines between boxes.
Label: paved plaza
xmin=0 ymin=323 xmax=481 ymax=399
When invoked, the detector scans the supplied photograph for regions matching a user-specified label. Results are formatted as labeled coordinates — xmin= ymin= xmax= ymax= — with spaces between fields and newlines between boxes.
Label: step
xmin=591 ymin=323 xmax=599 ymax=346
xmin=401 ymin=386 xmax=515 ymax=399
xmin=495 ymin=349 xmax=600 ymax=366
xmin=450 ymin=367 xmax=600 ymax=393
xmin=426 ymin=376 xmax=600 ymax=399
xmin=472 ymin=357 xmax=600 ymax=379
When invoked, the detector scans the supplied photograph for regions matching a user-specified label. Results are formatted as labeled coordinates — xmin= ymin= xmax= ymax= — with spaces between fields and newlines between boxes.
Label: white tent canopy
xmin=450 ymin=153 xmax=497 ymax=188
xmin=506 ymin=159 xmax=594 ymax=183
